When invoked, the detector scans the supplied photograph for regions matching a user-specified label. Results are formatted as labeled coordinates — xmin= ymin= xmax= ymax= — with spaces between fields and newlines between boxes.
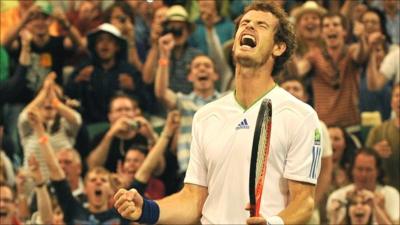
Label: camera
xmin=117 ymin=15 xmax=127 ymax=23
xmin=127 ymin=120 xmax=141 ymax=131
xmin=161 ymin=23 xmax=183 ymax=37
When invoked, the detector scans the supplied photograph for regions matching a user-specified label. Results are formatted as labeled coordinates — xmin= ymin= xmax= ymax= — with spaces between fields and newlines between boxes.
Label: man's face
xmin=39 ymin=99 xmax=57 ymax=121
xmin=281 ymin=80 xmax=307 ymax=102
xmin=198 ymin=0 xmax=218 ymax=21
xmin=84 ymin=171 xmax=110 ymax=209
xmin=328 ymin=127 xmax=346 ymax=164
xmin=57 ymin=150 xmax=81 ymax=183
xmin=95 ymin=33 xmax=119 ymax=61
xmin=322 ymin=16 xmax=346 ymax=49
xmin=0 ymin=186 xmax=14 ymax=221
xmin=233 ymin=10 xmax=280 ymax=68
xmin=297 ymin=12 xmax=321 ymax=40
xmin=361 ymin=12 xmax=381 ymax=34
xmin=391 ymin=85 xmax=400 ymax=117
xmin=165 ymin=21 xmax=189 ymax=46
xmin=27 ymin=13 xmax=51 ymax=37
xmin=108 ymin=97 xmax=137 ymax=124
xmin=188 ymin=56 xmax=218 ymax=91
xmin=352 ymin=153 xmax=378 ymax=190
xmin=123 ymin=150 xmax=146 ymax=181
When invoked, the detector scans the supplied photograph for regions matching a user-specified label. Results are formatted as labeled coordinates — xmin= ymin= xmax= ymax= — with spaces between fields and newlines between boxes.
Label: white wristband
xmin=267 ymin=215 xmax=284 ymax=225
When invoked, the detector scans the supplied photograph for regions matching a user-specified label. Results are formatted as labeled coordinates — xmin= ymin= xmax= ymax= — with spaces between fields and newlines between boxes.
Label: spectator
xmin=0 ymin=182 xmax=21 ymax=225
xmin=0 ymin=151 xmax=15 ymax=187
xmin=280 ymin=77 xmax=333 ymax=225
xmin=155 ymin=53 xmax=220 ymax=178
xmin=87 ymin=94 xmax=158 ymax=172
xmin=326 ymin=149 xmax=399 ymax=225
xmin=142 ymin=5 xmax=202 ymax=94
xmin=357 ymin=8 xmax=393 ymax=121
xmin=382 ymin=0 xmax=400 ymax=44
xmin=26 ymin=154 xmax=53 ymax=225
xmin=328 ymin=125 xmax=360 ymax=188
xmin=18 ymin=72 xmax=82 ymax=180
xmin=104 ymin=2 xmax=143 ymax=72
xmin=292 ymin=1 xmax=326 ymax=56
xmin=191 ymin=0 xmax=234 ymax=91
xmin=27 ymin=107 xmax=129 ymax=224
xmin=65 ymin=23 xmax=150 ymax=123
xmin=296 ymin=13 xmax=367 ymax=129
xmin=367 ymin=45 xmax=399 ymax=91
xmin=366 ymin=83 xmax=400 ymax=190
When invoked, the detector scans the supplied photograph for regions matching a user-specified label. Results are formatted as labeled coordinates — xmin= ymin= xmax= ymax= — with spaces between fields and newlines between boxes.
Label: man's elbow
xmin=302 ymin=195 xmax=315 ymax=221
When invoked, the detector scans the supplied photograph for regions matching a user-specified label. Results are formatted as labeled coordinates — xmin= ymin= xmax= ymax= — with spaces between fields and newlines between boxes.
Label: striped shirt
xmin=176 ymin=91 xmax=220 ymax=173
xmin=18 ymin=110 xmax=82 ymax=180
xmin=306 ymin=47 xmax=361 ymax=127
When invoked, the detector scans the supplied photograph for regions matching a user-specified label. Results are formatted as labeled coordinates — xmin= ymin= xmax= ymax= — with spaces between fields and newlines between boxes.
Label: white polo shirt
xmin=184 ymin=87 xmax=322 ymax=224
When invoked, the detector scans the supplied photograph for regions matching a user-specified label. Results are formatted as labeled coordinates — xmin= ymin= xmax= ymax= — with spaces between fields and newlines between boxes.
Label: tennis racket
xmin=249 ymin=98 xmax=272 ymax=217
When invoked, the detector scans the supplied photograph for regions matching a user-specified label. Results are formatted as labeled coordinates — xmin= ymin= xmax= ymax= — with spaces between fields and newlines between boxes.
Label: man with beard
xmin=0 ymin=182 xmax=21 ymax=225
xmin=114 ymin=2 xmax=322 ymax=224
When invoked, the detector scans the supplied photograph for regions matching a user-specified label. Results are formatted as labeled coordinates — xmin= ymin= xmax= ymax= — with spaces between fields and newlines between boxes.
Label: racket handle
xmin=249 ymin=204 xmax=256 ymax=217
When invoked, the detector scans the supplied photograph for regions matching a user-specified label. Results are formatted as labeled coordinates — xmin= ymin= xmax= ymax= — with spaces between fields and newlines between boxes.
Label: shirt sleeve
xmin=51 ymin=179 xmax=81 ymax=224
xmin=62 ymin=109 xmax=82 ymax=138
xmin=184 ymin=113 xmax=208 ymax=187
xmin=283 ymin=111 xmax=322 ymax=184
xmin=379 ymin=49 xmax=397 ymax=81
xmin=383 ymin=186 xmax=400 ymax=222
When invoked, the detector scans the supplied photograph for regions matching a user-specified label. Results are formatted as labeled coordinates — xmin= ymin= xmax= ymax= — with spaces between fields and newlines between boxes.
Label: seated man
xmin=87 ymin=94 xmax=158 ymax=172
xmin=326 ymin=149 xmax=399 ymax=224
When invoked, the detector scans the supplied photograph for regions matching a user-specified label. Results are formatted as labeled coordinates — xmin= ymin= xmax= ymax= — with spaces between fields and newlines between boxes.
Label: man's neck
xmin=235 ymin=64 xmax=275 ymax=109
xmin=89 ymin=203 xmax=108 ymax=214
xmin=194 ymin=87 xmax=215 ymax=99
xmin=101 ymin=58 xmax=116 ymax=70
xmin=327 ymin=45 xmax=344 ymax=62
xmin=33 ymin=34 xmax=50 ymax=47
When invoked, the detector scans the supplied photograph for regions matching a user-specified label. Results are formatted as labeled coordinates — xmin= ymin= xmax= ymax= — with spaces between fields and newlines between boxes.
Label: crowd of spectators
xmin=0 ymin=0 xmax=399 ymax=224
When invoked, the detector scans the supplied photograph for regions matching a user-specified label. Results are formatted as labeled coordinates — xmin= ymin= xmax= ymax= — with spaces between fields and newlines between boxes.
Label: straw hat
xmin=292 ymin=1 xmax=327 ymax=21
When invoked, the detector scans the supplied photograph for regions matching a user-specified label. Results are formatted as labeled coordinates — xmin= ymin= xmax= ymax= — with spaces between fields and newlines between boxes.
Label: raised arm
xmin=28 ymin=108 xmax=65 ymax=181
xmin=22 ymin=72 xmax=56 ymax=115
xmin=154 ymin=34 xmax=178 ymax=110
xmin=134 ymin=110 xmax=180 ymax=183
xmin=366 ymin=45 xmax=389 ymax=90
xmin=28 ymin=154 xmax=53 ymax=225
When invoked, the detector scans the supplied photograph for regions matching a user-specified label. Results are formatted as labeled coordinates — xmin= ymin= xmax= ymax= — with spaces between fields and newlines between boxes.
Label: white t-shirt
xmin=379 ymin=46 xmax=400 ymax=84
xmin=184 ymin=87 xmax=322 ymax=224
xmin=326 ymin=184 xmax=400 ymax=224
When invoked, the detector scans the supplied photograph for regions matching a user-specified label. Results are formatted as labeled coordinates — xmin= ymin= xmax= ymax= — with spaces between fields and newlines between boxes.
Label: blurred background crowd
xmin=0 ymin=0 xmax=399 ymax=224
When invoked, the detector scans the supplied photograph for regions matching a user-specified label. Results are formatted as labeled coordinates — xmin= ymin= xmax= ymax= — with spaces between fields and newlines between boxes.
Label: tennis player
xmin=114 ymin=2 xmax=322 ymax=224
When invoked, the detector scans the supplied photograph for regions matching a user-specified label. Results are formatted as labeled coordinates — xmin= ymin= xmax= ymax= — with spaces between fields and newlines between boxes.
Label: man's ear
xmin=272 ymin=42 xmax=287 ymax=57
xmin=188 ymin=70 xmax=195 ymax=82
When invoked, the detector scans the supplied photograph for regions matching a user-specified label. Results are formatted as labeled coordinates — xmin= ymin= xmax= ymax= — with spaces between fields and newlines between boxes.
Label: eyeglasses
xmin=0 ymin=198 xmax=13 ymax=203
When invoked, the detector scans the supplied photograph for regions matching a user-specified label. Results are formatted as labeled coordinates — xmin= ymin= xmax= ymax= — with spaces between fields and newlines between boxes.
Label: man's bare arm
xmin=278 ymin=180 xmax=315 ymax=224
xmin=157 ymin=184 xmax=208 ymax=224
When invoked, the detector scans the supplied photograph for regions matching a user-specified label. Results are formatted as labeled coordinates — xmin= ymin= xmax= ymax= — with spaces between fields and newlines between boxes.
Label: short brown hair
xmin=84 ymin=166 xmax=110 ymax=184
xmin=234 ymin=1 xmax=296 ymax=76
xmin=322 ymin=12 xmax=348 ymax=31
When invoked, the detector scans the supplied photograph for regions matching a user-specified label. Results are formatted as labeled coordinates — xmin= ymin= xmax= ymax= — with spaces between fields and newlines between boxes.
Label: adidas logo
xmin=236 ymin=118 xmax=250 ymax=130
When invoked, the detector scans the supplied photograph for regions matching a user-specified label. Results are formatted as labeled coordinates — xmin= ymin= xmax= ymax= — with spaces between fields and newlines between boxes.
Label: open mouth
xmin=94 ymin=190 xmax=103 ymax=197
xmin=306 ymin=25 xmax=316 ymax=32
xmin=240 ymin=34 xmax=257 ymax=48
xmin=354 ymin=212 xmax=365 ymax=218
xmin=327 ymin=34 xmax=338 ymax=40
xmin=198 ymin=74 xmax=209 ymax=81
xmin=0 ymin=211 xmax=7 ymax=217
